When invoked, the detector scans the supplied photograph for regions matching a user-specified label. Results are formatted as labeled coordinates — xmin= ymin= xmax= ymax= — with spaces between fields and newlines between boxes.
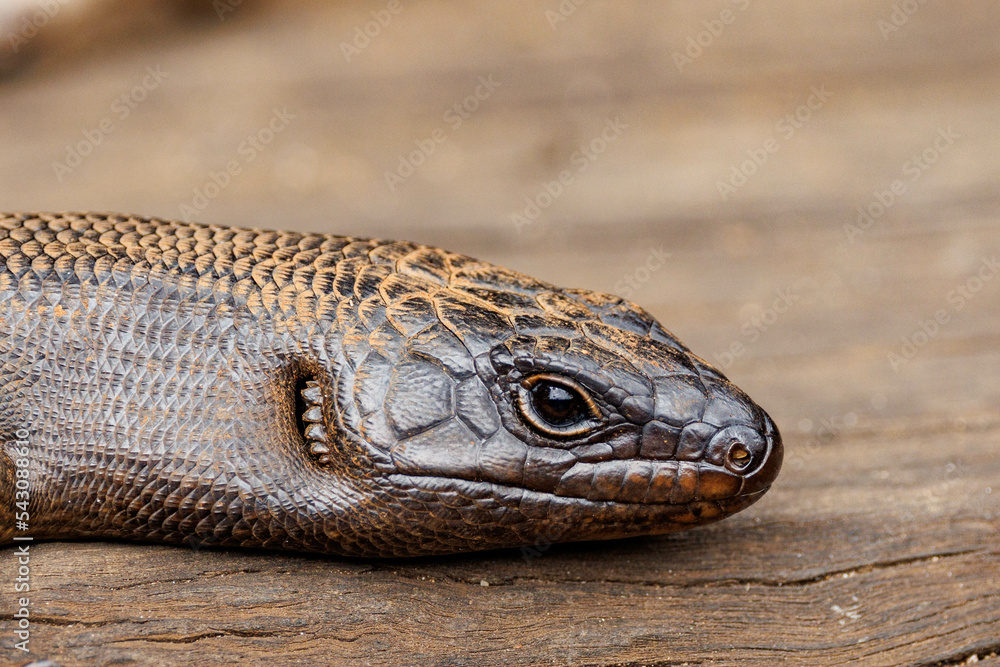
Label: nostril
xmin=726 ymin=441 xmax=754 ymax=472
xmin=705 ymin=425 xmax=765 ymax=470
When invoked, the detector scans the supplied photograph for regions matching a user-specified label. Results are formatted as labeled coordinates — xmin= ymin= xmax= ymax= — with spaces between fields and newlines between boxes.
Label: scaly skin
xmin=0 ymin=212 xmax=782 ymax=557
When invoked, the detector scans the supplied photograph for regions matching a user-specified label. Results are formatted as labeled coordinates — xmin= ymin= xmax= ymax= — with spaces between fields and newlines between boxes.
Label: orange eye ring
xmin=515 ymin=373 xmax=603 ymax=438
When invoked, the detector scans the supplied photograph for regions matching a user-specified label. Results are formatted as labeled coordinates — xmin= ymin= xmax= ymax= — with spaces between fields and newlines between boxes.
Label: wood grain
xmin=2 ymin=420 xmax=998 ymax=665
xmin=1 ymin=1 xmax=999 ymax=664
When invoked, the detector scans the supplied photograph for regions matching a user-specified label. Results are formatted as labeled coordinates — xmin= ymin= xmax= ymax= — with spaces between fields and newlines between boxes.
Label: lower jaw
xmin=387 ymin=473 xmax=768 ymax=536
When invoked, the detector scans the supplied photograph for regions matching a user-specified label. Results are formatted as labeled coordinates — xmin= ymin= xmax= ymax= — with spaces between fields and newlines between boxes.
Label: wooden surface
xmin=1 ymin=1 xmax=999 ymax=664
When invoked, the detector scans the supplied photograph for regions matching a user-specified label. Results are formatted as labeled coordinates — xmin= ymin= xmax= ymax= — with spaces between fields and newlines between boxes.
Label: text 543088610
xmin=9 ymin=428 xmax=33 ymax=653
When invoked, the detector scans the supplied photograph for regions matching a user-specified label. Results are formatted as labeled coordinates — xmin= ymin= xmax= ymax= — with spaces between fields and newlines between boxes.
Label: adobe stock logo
xmin=877 ymin=0 xmax=929 ymax=39
xmin=339 ymin=0 xmax=406 ymax=62
xmin=888 ymin=255 xmax=999 ymax=371
xmin=671 ymin=0 xmax=753 ymax=73
xmin=714 ymin=280 xmax=812 ymax=369
xmin=510 ymin=116 xmax=627 ymax=231
xmin=845 ymin=127 xmax=960 ymax=243
xmin=51 ymin=66 xmax=169 ymax=182
xmin=384 ymin=75 xmax=502 ymax=192
xmin=614 ymin=247 xmax=671 ymax=299
xmin=179 ymin=108 xmax=296 ymax=221
xmin=716 ymin=85 xmax=832 ymax=201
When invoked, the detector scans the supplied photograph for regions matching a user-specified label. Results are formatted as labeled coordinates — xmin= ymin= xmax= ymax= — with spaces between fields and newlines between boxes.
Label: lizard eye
xmin=516 ymin=373 xmax=602 ymax=438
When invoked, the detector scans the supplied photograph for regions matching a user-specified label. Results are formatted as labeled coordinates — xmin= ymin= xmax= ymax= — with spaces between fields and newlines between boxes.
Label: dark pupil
xmin=531 ymin=382 xmax=583 ymax=427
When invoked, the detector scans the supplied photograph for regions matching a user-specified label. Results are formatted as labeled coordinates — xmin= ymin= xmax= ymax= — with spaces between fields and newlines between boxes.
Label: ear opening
xmin=294 ymin=372 xmax=312 ymax=444
xmin=294 ymin=367 xmax=333 ymax=466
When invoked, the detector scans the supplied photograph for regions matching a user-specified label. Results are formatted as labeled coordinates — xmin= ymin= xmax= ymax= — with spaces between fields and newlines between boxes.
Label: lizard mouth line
xmin=387 ymin=472 xmax=770 ymax=510
xmin=387 ymin=453 xmax=760 ymax=506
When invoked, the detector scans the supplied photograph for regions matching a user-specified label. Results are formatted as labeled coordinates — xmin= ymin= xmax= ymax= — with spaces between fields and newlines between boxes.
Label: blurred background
xmin=0 ymin=0 xmax=998 ymax=457
xmin=3 ymin=3 xmax=1000 ymax=662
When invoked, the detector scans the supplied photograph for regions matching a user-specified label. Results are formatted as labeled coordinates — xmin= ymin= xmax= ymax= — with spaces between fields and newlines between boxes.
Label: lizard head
xmin=292 ymin=245 xmax=782 ymax=557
